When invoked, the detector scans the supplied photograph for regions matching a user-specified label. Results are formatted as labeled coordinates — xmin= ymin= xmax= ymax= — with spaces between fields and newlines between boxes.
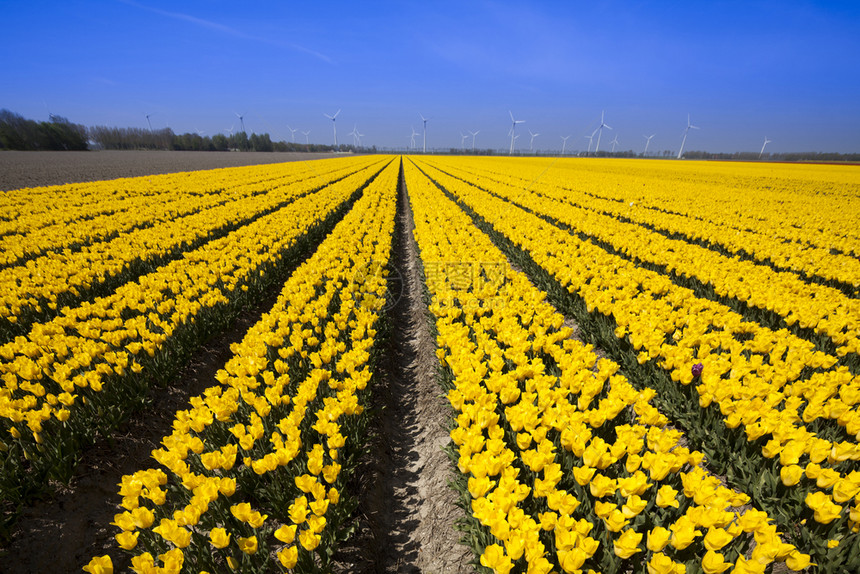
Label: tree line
xmin=0 ymin=109 xmax=338 ymax=153
xmin=0 ymin=109 xmax=88 ymax=151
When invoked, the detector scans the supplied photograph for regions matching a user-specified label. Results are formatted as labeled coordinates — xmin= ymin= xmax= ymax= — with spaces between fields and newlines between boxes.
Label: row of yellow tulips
xmin=0 ymin=160 xmax=323 ymax=268
xmin=417 ymin=157 xmax=858 ymax=469
xmin=447 ymin=157 xmax=860 ymax=277
xmin=0 ymin=157 xmax=381 ymax=340
xmin=85 ymin=157 xmax=399 ymax=574
xmin=0 ymin=159 xmax=386 ymax=508
xmin=427 ymin=157 xmax=860 ymax=362
xmin=403 ymin=158 xmax=810 ymax=574
xmin=412 ymin=156 xmax=860 ymax=567
xmin=412 ymin=157 xmax=860 ymax=568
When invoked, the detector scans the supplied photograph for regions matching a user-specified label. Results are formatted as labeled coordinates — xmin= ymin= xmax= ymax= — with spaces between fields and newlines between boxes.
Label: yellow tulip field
xmin=0 ymin=154 xmax=857 ymax=573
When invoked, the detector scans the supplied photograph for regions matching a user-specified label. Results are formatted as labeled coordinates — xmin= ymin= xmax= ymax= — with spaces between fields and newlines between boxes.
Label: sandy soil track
xmin=0 ymin=150 xmax=342 ymax=191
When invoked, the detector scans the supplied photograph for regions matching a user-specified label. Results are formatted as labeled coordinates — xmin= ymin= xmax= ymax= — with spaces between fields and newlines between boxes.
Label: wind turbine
xmin=528 ymin=129 xmax=540 ymax=152
xmin=508 ymin=111 xmax=525 ymax=154
xmin=301 ymin=130 xmax=311 ymax=145
xmin=287 ymin=125 xmax=298 ymax=143
xmin=348 ymin=125 xmax=359 ymax=147
xmin=594 ymin=111 xmax=611 ymax=154
xmin=610 ymin=135 xmax=620 ymax=153
xmin=643 ymin=134 xmax=655 ymax=156
xmin=145 ymin=113 xmax=154 ymax=132
xmin=324 ymin=109 xmax=341 ymax=147
xmin=759 ymin=137 xmax=772 ymax=159
xmin=419 ymin=113 xmax=429 ymax=153
xmin=460 ymin=132 xmax=469 ymax=150
xmin=677 ymin=114 xmax=699 ymax=159
xmin=225 ymin=125 xmax=235 ymax=136
xmin=355 ymin=127 xmax=364 ymax=147
xmin=410 ymin=126 xmax=419 ymax=150
xmin=194 ymin=128 xmax=206 ymax=137
xmin=585 ymin=131 xmax=596 ymax=155
xmin=469 ymin=130 xmax=480 ymax=151
xmin=235 ymin=112 xmax=246 ymax=134
xmin=560 ymin=135 xmax=571 ymax=155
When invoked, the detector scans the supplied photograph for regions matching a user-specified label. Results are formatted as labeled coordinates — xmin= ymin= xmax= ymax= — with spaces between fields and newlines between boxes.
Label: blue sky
xmin=2 ymin=0 xmax=859 ymax=153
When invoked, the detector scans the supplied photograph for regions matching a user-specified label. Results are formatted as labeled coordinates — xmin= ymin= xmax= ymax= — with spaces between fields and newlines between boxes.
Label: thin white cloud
xmin=119 ymin=0 xmax=332 ymax=64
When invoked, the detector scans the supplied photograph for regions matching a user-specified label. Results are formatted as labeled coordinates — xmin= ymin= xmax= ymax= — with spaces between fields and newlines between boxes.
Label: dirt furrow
xmin=337 ymin=163 xmax=472 ymax=574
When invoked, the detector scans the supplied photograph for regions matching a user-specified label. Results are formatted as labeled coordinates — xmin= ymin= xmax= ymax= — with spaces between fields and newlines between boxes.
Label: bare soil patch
xmin=0 ymin=150 xmax=341 ymax=191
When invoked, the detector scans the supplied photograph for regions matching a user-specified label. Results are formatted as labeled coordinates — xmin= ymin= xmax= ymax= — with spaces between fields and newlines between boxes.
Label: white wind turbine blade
xmin=688 ymin=114 xmax=699 ymax=130
xmin=760 ymin=136 xmax=772 ymax=158
xmin=678 ymin=115 xmax=692 ymax=159
xmin=560 ymin=135 xmax=570 ymax=155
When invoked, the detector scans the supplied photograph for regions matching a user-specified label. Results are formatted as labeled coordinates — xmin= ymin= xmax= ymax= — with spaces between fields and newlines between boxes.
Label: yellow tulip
xmin=479 ymin=543 xmax=513 ymax=574
xmin=130 ymin=553 xmax=155 ymax=573
xmin=612 ymin=528 xmax=643 ymax=559
xmin=669 ymin=517 xmax=700 ymax=550
xmin=83 ymin=555 xmax=113 ymax=574
xmin=297 ymin=526 xmax=321 ymax=550
xmin=588 ymin=473 xmax=617 ymax=498
xmin=621 ymin=495 xmax=648 ymax=518
xmin=655 ymin=485 xmax=679 ymax=508
xmin=308 ymin=514 xmax=327 ymax=534
xmin=289 ymin=496 xmax=309 ymax=524
xmin=277 ymin=545 xmax=298 ymax=568
xmin=603 ymin=509 xmax=629 ymax=532
xmin=703 ymin=527 xmax=734 ymax=551
xmin=274 ymin=524 xmax=297 ymax=544
xmin=572 ymin=465 xmax=596 ymax=485
xmin=469 ymin=475 xmax=495 ymax=498
xmin=617 ymin=471 xmax=650 ymax=497
xmin=785 ymin=550 xmax=815 ymax=571
xmin=805 ymin=491 xmax=843 ymax=524
xmin=539 ymin=511 xmax=557 ymax=531
xmin=237 ymin=535 xmax=258 ymax=555
xmin=647 ymin=552 xmax=684 ymax=574
xmin=209 ymin=527 xmax=231 ymax=549
xmin=130 ymin=507 xmax=154 ymax=529
xmin=557 ymin=548 xmax=587 ymax=573
xmin=647 ymin=526 xmax=671 ymax=552
xmin=832 ymin=478 xmax=860 ymax=503
xmin=295 ymin=473 xmax=317 ymax=493
xmin=780 ymin=464 xmax=804 ymax=486
xmin=701 ymin=550 xmax=732 ymax=574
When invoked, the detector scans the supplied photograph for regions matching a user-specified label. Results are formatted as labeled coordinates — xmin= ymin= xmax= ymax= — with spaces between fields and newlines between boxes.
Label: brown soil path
xmin=0 ymin=150 xmax=340 ymax=191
